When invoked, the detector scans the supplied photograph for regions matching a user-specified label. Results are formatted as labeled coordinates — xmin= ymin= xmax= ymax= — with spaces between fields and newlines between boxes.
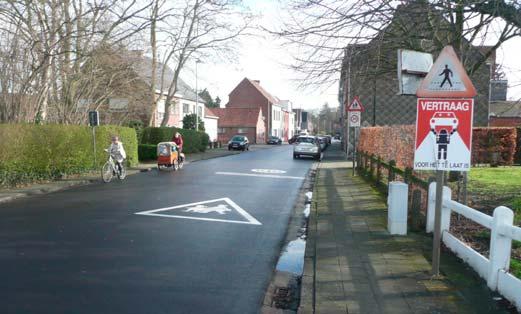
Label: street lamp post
xmin=195 ymin=59 xmax=201 ymax=131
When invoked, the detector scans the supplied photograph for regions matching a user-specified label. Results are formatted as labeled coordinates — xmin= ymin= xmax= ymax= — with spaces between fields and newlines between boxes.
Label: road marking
xmin=134 ymin=197 xmax=262 ymax=225
xmin=251 ymin=169 xmax=287 ymax=174
xmin=215 ymin=172 xmax=304 ymax=180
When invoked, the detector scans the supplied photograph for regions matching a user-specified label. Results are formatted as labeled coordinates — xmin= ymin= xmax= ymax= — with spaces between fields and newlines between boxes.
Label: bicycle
xmin=101 ymin=150 xmax=126 ymax=183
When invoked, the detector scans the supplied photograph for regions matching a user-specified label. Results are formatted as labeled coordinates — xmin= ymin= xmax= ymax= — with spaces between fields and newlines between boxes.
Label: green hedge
xmin=138 ymin=144 xmax=157 ymax=161
xmin=0 ymin=124 xmax=138 ymax=187
xmin=140 ymin=127 xmax=209 ymax=154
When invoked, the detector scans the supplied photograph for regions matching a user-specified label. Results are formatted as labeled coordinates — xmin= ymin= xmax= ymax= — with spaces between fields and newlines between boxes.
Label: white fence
xmin=426 ymin=182 xmax=521 ymax=311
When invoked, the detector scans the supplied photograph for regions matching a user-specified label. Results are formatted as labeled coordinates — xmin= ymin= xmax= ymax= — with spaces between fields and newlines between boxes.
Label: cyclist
xmin=107 ymin=135 xmax=126 ymax=173
xmin=172 ymin=132 xmax=183 ymax=160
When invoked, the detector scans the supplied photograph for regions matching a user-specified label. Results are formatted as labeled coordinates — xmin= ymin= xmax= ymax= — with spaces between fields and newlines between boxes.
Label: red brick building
xmin=226 ymin=78 xmax=280 ymax=142
xmin=212 ymin=108 xmax=266 ymax=144
xmin=489 ymin=101 xmax=521 ymax=127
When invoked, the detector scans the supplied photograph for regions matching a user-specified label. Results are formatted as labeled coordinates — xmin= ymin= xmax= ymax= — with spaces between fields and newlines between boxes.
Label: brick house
xmin=339 ymin=2 xmax=493 ymax=135
xmin=489 ymin=101 xmax=521 ymax=127
xmin=226 ymin=78 xmax=295 ymax=142
xmin=212 ymin=108 xmax=265 ymax=144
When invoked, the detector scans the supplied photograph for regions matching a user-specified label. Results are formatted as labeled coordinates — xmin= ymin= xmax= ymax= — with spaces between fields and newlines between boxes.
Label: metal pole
xmin=462 ymin=171 xmax=468 ymax=205
xmin=352 ymin=127 xmax=356 ymax=176
xmin=92 ymin=126 xmax=97 ymax=169
xmin=195 ymin=60 xmax=199 ymax=131
xmin=432 ymin=170 xmax=445 ymax=276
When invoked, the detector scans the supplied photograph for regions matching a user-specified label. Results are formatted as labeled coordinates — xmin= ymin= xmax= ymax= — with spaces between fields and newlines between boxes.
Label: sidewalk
xmin=0 ymin=145 xmax=275 ymax=204
xmin=300 ymin=144 xmax=508 ymax=313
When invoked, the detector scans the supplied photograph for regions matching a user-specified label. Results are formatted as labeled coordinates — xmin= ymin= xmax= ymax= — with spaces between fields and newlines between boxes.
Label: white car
xmin=293 ymin=136 xmax=321 ymax=160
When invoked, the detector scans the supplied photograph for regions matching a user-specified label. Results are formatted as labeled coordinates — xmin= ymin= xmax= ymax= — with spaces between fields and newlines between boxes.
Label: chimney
xmin=253 ymin=80 xmax=260 ymax=84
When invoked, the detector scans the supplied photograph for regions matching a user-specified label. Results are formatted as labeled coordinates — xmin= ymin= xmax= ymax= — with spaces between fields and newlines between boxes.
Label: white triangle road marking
xmin=134 ymin=197 xmax=262 ymax=225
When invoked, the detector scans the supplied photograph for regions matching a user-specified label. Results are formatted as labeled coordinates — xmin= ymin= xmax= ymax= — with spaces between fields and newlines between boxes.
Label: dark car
xmin=228 ymin=135 xmax=249 ymax=151
xmin=267 ymin=136 xmax=282 ymax=145
xmin=288 ymin=135 xmax=299 ymax=144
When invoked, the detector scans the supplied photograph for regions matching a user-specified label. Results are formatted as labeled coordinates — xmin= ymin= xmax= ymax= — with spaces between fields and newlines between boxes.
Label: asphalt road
xmin=0 ymin=144 xmax=314 ymax=314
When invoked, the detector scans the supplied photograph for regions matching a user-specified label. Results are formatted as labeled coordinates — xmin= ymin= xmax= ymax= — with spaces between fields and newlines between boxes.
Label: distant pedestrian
xmin=439 ymin=64 xmax=453 ymax=88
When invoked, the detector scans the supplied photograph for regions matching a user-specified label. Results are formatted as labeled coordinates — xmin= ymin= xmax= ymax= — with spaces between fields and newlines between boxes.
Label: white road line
xmin=215 ymin=171 xmax=305 ymax=180
xmin=134 ymin=197 xmax=262 ymax=225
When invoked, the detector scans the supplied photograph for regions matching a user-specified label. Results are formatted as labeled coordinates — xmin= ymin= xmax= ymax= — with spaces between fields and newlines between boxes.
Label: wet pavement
xmin=0 ymin=144 xmax=313 ymax=314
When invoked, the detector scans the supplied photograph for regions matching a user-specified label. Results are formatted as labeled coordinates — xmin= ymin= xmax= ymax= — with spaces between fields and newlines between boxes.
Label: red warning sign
xmin=416 ymin=46 xmax=477 ymax=98
xmin=414 ymin=98 xmax=474 ymax=171
xmin=346 ymin=96 xmax=364 ymax=112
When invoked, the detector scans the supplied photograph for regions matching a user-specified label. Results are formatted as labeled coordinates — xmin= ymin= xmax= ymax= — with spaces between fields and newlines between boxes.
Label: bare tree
xmin=0 ymin=0 xmax=152 ymax=123
xmin=150 ymin=0 xmax=252 ymax=127
xmin=272 ymin=0 xmax=521 ymax=88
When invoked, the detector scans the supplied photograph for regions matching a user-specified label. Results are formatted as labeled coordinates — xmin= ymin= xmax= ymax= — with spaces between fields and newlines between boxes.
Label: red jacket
xmin=173 ymin=136 xmax=183 ymax=151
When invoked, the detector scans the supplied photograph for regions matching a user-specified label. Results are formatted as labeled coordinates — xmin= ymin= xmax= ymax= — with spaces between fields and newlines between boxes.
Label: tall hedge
xmin=472 ymin=127 xmax=517 ymax=165
xmin=140 ymin=127 xmax=209 ymax=155
xmin=514 ymin=127 xmax=521 ymax=165
xmin=358 ymin=125 xmax=518 ymax=167
xmin=0 ymin=124 xmax=138 ymax=186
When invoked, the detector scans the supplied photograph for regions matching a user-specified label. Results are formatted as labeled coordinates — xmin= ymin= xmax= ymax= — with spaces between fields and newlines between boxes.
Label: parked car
xmin=267 ymin=135 xmax=282 ymax=145
xmin=228 ymin=135 xmax=249 ymax=151
xmin=288 ymin=135 xmax=299 ymax=144
xmin=293 ymin=136 xmax=321 ymax=160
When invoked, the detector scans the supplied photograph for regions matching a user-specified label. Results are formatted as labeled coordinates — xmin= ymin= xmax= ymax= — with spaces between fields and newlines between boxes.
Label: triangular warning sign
xmin=416 ymin=45 xmax=476 ymax=98
xmin=347 ymin=96 xmax=365 ymax=112
xmin=134 ymin=197 xmax=262 ymax=225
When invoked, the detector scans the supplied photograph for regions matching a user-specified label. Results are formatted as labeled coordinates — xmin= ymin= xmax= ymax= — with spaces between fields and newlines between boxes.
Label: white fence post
xmin=427 ymin=182 xmax=436 ymax=233
xmin=427 ymin=182 xmax=451 ymax=233
xmin=440 ymin=187 xmax=452 ymax=233
xmin=487 ymin=206 xmax=514 ymax=290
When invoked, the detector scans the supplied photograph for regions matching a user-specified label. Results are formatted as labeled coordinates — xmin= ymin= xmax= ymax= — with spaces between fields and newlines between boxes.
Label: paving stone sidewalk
xmin=299 ymin=144 xmax=508 ymax=314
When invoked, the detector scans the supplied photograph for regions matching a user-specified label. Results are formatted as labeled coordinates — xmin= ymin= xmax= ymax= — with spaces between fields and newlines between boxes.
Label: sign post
xmin=415 ymin=45 xmax=477 ymax=276
xmin=347 ymin=97 xmax=364 ymax=176
xmin=89 ymin=110 xmax=100 ymax=168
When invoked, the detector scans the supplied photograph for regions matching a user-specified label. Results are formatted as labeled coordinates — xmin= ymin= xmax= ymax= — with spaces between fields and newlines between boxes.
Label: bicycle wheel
xmin=117 ymin=164 xmax=127 ymax=180
xmin=102 ymin=162 xmax=113 ymax=183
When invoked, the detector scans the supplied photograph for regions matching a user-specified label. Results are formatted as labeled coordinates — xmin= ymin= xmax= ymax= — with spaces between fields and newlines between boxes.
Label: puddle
xmin=275 ymin=238 xmax=306 ymax=275
xmin=275 ymin=191 xmax=312 ymax=276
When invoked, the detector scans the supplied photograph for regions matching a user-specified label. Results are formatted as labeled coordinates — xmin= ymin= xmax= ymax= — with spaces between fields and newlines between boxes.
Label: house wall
xmin=204 ymin=117 xmax=218 ymax=142
xmin=227 ymin=80 xmax=270 ymax=140
xmin=218 ymin=127 xmax=257 ymax=144
xmin=489 ymin=117 xmax=521 ymax=127
xmin=256 ymin=113 xmax=266 ymax=144
xmin=271 ymin=104 xmax=283 ymax=138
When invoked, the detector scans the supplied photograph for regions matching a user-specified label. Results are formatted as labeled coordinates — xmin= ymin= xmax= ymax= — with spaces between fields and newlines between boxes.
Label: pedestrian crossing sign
xmin=346 ymin=96 xmax=364 ymax=112
xmin=416 ymin=46 xmax=476 ymax=98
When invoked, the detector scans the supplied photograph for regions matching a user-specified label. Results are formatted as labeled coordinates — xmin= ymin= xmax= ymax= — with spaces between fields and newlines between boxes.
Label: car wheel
xmin=293 ymin=154 xmax=298 ymax=159
xmin=228 ymin=147 xmax=231 ymax=151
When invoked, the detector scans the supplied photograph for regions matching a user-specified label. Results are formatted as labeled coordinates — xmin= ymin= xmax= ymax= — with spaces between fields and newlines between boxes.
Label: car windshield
xmin=269 ymin=136 xmax=278 ymax=140
xmin=297 ymin=137 xmax=315 ymax=144
xmin=232 ymin=136 xmax=245 ymax=141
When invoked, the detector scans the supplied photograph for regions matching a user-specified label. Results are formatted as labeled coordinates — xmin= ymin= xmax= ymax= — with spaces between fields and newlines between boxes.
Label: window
xmin=198 ymin=106 xmax=203 ymax=118
xmin=237 ymin=128 xmax=248 ymax=134
xmin=183 ymin=103 xmax=189 ymax=114
xmin=218 ymin=128 xmax=226 ymax=134
xmin=109 ymin=98 xmax=129 ymax=111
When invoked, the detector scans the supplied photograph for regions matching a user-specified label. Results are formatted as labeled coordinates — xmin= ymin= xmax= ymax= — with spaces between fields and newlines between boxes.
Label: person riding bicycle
xmin=172 ymin=132 xmax=183 ymax=161
xmin=107 ymin=136 xmax=126 ymax=173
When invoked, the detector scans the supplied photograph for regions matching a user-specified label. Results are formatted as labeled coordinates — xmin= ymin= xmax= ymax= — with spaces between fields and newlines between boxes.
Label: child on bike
xmin=107 ymin=135 xmax=126 ymax=172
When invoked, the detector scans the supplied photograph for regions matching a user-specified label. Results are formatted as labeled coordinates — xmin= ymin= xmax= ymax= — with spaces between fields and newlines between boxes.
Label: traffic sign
xmin=347 ymin=96 xmax=365 ymax=112
xmin=413 ymin=98 xmax=474 ymax=171
xmin=416 ymin=46 xmax=477 ymax=98
xmin=348 ymin=111 xmax=361 ymax=127
xmin=88 ymin=110 xmax=99 ymax=127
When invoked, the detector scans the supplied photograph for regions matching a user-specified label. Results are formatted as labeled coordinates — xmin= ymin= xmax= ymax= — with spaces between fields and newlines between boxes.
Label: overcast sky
xmin=183 ymin=0 xmax=521 ymax=110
